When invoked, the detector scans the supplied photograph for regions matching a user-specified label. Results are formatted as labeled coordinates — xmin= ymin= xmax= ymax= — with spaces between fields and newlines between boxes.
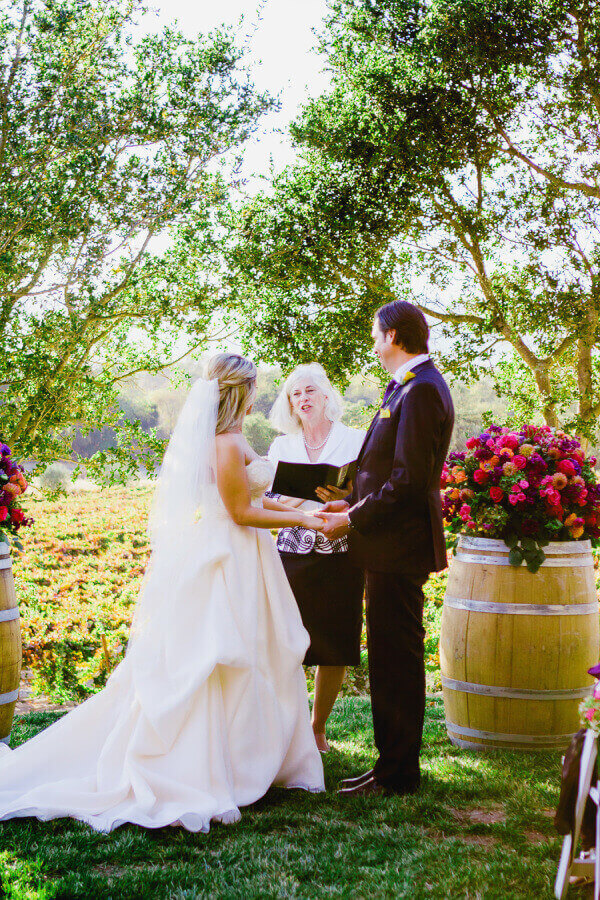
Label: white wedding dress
xmin=0 ymin=456 xmax=324 ymax=832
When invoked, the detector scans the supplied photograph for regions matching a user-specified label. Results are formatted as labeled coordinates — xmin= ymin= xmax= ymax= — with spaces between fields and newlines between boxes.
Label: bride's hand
xmin=299 ymin=512 xmax=325 ymax=531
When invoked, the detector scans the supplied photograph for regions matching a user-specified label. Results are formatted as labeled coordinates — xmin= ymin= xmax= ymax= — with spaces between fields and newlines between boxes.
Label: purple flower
xmin=0 ymin=445 xmax=10 ymax=457
xmin=527 ymin=453 xmax=547 ymax=476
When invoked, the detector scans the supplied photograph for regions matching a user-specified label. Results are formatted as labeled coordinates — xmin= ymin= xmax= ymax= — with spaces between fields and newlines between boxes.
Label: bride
xmin=0 ymin=353 xmax=325 ymax=832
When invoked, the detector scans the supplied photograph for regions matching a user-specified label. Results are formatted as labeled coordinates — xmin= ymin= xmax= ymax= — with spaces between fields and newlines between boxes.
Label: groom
xmin=318 ymin=301 xmax=454 ymax=796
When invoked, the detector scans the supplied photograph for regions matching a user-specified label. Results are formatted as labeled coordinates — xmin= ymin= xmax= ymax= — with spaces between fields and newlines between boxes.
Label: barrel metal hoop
xmin=0 ymin=690 xmax=19 ymax=706
xmin=0 ymin=608 xmax=19 ymax=623
xmin=444 ymin=596 xmax=599 ymax=616
xmin=445 ymin=720 xmax=576 ymax=745
xmin=458 ymin=536 xmax=592 ymax=554
xmin=454 ymin=552 xmax=593 ymax=568
xmin=448 ymin=735 xmax=571 ymax=752
xmin=0 ymin=560 xmax=11 ymax=571
xmin=441 ymin=676 xmax=593 ymax=700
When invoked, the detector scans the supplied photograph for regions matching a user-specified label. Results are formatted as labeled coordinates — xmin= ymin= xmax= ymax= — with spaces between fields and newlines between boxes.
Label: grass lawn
xmin=0 ymin=697 xmax=566 ymax=900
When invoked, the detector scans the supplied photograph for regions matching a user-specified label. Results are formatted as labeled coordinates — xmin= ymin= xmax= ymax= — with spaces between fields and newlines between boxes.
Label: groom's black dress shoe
xmin=340 ymin=769 xmax=374 ymax=788
xmin=337 ymin=776 xmax=385 ymax=797
xmin=338 ymin=776 xmax=420 ymax=798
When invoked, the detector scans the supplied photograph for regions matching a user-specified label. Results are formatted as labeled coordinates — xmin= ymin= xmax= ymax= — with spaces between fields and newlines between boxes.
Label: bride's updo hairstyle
xmin=205 ymin=353 xmax=257 ymax=434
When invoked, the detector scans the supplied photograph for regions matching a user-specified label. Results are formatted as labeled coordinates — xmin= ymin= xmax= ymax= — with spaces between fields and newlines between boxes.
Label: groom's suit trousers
xmin=365 ymin=569 xmax=428 ymax=791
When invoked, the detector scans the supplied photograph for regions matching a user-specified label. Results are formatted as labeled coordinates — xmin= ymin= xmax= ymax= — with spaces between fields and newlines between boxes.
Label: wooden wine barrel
xmin=0 ymin=543 xmax=21 ymax=744
xmin=440 ymin=536 xmax=599 ymax=751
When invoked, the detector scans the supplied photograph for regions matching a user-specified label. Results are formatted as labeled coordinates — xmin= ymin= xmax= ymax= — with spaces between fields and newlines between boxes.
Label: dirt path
xmin=14 ymin=669 xmax=77 ymax=716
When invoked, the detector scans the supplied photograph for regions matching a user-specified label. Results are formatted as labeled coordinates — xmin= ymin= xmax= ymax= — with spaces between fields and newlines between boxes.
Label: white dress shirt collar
xmin=393 ymin=353 xmax=430 ymax=384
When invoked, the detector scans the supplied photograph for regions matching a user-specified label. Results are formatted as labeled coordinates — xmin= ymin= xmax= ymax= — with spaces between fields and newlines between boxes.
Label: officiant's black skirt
xmin=280 ymin=551 xmax=364 ymax=666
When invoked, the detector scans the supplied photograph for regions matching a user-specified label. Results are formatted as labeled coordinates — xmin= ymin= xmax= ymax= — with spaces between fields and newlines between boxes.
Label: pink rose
xmin=557 ymin=459 xmax=576 ymax=477
xmin=499 ymin=435 xmax=519 ymax=450
xmin=473 ymin=469 xmax=488 ymax=484
xmin=508 ymin=494 xmax=520 ymax=506
xmin=0 ymin=507 xmax=7 ymax=522
xmin=585 ymin=708 xmax=595 ymax=721
xmin=512 ymin=455 xmax=527 ymax=470
xmin=519 ymin=479 xmax=529 ymax=489
xmin=466 ymin=437 xmax=479 ymax=450
xmin=459 ymin=504 xmax=472 ymax=520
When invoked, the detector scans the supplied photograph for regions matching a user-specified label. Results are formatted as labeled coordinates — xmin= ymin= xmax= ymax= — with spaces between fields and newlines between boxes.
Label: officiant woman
xmin=267 ymin=364 xmax=366 ymax=752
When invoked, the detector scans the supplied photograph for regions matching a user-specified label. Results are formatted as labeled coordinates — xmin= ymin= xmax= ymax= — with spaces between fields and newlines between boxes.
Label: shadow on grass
xmin=0 ymin=699 xmax=566 ymax=899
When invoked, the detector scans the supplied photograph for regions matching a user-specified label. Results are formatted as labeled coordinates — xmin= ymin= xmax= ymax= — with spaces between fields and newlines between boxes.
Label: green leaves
xmin=508 ymin=546 xmax=523 ymax=566
xmin=0 ymin=1 xmax=272 ymax=481
xmin=227 ymin=0 xmax=600 ymax=436
xmin=505 ymin=537 xmax=546 ymax=573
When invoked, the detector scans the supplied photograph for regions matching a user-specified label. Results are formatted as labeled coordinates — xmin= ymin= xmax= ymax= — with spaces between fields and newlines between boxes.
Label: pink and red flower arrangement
xmin=441 ymin=424 xmax=600 ymax=572
xmin=0 ymin=442 xmax=32 ymax=548
xmin=580 ymin=663 xmax=600 ymax=731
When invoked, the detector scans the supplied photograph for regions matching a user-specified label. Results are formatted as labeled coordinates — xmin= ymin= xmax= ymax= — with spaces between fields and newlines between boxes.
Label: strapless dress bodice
xmin=245 ymin=457 xmax=275 ymax=500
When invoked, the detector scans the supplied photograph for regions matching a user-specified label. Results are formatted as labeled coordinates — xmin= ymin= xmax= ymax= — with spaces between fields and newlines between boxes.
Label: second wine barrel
xmin=440 ymin=536 xmax=599 ymax=751
xmin=0 ymin=543 xmax=21 ymax=743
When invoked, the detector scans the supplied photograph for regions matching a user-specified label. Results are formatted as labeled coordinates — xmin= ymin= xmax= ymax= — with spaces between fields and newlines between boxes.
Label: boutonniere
xmin=402 ymin=371 xmax=416 ymax=385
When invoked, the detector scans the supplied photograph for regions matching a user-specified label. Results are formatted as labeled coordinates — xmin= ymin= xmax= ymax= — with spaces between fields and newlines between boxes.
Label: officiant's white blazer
xmin=268 ymin=420 xmax=366 ymax=512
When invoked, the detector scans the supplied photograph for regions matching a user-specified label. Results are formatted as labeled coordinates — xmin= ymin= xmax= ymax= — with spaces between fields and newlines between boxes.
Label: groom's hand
xmin=315 ymin=511 xmax=350 ymax=540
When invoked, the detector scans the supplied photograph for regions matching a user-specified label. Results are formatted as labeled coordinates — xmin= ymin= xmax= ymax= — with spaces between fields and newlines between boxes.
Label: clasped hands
xmin=296 ymin=485 xmax=352 ymax=538
xmin=314 ymin=499 xmax=351 ymax=539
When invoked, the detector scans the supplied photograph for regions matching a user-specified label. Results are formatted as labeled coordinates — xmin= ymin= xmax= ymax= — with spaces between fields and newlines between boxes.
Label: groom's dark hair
xmin=376 ymin=301 xmax=429 ymax=354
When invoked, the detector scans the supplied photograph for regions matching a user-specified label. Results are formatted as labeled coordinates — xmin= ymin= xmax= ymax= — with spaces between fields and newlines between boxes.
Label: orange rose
xmin=569 ymin=525 xmax=585 ymax=539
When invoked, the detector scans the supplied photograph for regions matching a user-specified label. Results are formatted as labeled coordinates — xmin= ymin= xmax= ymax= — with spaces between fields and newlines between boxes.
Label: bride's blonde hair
xmin=205 ymin=353 xmax=257 ymax=434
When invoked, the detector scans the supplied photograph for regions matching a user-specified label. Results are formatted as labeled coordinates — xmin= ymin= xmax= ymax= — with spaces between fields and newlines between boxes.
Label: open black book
xmin=272 ymin=460 xmax=357 ymax=502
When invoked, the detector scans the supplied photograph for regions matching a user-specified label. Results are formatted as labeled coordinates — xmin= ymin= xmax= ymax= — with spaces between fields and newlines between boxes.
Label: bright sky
xmin=149 ymin=0 xmax=331 ymax=183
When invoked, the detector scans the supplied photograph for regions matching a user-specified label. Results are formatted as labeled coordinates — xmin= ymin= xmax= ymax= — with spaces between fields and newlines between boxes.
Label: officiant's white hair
xmin=269 ymin=363 xmax=344 ymax=434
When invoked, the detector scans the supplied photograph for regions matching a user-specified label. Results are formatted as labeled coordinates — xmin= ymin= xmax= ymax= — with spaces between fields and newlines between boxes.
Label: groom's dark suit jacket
xmin=348 ymin=360 xmax=454 ymax=576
